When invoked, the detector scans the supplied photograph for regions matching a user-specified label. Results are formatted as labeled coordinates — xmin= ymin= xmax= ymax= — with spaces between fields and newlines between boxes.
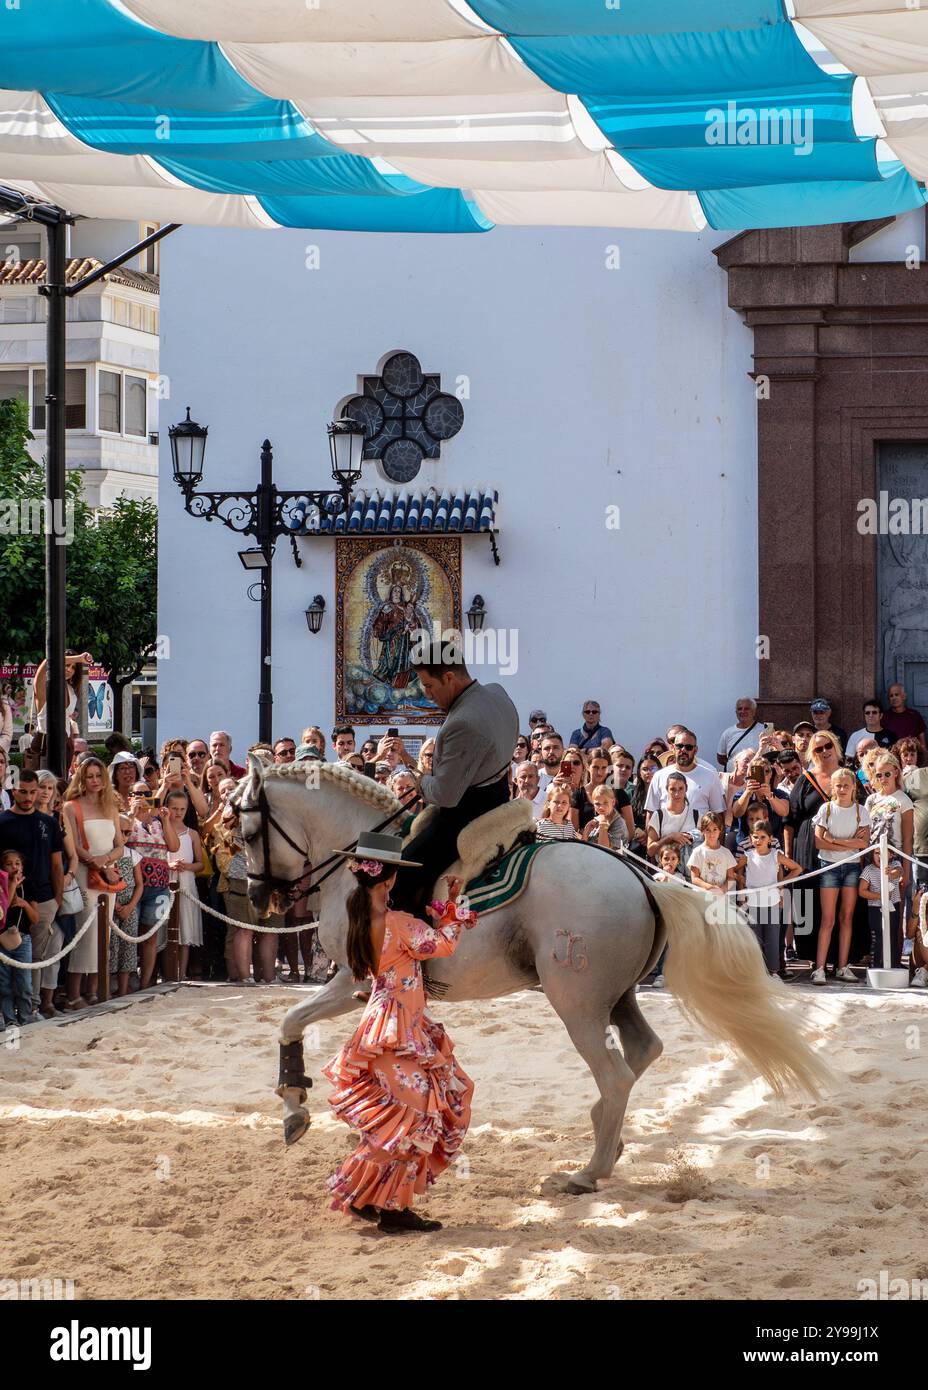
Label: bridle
xmin=237 ymin=780 xmax=411 ymax=905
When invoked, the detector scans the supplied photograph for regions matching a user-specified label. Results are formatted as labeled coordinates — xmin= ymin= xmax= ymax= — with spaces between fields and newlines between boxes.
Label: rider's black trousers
xmin=390 ymin=776 xmax=510 ymax=916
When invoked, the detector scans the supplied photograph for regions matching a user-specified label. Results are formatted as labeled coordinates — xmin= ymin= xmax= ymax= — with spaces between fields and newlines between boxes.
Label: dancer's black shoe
xmin=378 ymin=1208 xmax=442 ymax=1233
xmin=350 ymin=1204 xmax=379 ymax=1223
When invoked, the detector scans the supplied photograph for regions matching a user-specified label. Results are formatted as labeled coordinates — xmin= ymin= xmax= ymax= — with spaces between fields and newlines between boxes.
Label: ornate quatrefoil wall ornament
xmin=342 ymin=350 xmax=464 ymax=483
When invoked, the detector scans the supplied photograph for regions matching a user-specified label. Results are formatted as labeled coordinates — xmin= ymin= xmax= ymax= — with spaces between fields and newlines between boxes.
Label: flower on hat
xmin=348 ymin=858 xmax=383 ymax=877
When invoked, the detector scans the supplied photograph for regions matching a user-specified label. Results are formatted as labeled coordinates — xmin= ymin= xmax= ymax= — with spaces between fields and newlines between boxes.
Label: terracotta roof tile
xmin=0 ymin=257 xmax=158 ymax=293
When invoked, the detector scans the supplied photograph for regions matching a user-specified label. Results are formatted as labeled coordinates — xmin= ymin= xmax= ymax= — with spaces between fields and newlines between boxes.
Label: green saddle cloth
xmin=463 ymin=839 xmax=549 ymax=917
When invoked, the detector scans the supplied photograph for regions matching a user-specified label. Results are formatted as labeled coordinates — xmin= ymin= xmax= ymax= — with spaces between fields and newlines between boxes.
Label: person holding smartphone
xmin=124 ymin=780 xmax=180 ymax=990
xmin=730 ymin=758 xmax=789 ymax=842
xmin=158 ymin=739 xmax=207 ymax=823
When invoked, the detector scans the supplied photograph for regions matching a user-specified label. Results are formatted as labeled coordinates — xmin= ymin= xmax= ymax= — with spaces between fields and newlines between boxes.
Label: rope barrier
xmin=176 ymin=884 xmax=313 ymax=934
xmin=0 ymin=902 xmax=98 ymax=970
xmin=108 ymin=899 xmax=173 ymax=946
xmin=0 ymin=883 xmax=313 ymax=970
xmin=626 ymin=841 xmax=876 ymax=899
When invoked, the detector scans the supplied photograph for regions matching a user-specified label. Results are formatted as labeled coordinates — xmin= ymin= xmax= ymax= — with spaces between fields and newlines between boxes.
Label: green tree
xmin=68 ymin=496 xmax=158 ymax=731
xmin=0 ymin=398 xmax=157 ymax=731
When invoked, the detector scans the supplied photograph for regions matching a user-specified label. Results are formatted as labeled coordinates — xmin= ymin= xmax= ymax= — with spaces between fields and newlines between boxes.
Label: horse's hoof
xmin=566 ymin=1176 xmax=597 ymax=1196
xmin=549 ymin=1170 xmax=597 ymax=1195
xmin=283 ymin=1110 xmax=310 ymax=1147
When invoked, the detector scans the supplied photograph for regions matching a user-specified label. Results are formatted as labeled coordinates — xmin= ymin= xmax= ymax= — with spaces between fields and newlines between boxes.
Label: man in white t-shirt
xmin=717 ymin=698 xmax=766 ymax=772
xmin=647 ymin=729 xmax=726 ymax=816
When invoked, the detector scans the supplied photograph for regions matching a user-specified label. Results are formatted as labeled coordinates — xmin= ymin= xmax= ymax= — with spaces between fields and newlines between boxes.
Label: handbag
xmin=74 ymin=801 xmax=126 ymax=894
xmin=0 ymin=921 xmax=22 ymax=951
xmin=60 ymin=879 xmax=85 ymax=915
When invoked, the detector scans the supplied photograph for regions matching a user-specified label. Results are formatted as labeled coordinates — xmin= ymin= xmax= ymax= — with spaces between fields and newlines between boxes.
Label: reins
xmin=239 ymin=780 xmax=411 ymax=904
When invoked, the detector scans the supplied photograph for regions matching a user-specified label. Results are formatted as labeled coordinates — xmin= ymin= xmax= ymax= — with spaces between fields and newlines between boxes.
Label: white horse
xmin=235 ymin=758 xmax=831 ymax=1194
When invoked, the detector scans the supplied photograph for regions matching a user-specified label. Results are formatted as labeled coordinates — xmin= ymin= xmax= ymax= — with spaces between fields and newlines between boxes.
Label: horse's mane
xmin=259 ymin=759 xmax=402 ymax=813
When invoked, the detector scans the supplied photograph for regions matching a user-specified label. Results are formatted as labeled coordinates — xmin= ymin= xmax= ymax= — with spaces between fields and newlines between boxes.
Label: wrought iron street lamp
xmin=170 ymin=415 xmax=366 ymax=742
xmin=168 ymin=407 xmax=208 ymax=485
xmin=304 ymin=595 xmax=326 ymax=634
xmin=467 ymin=595 xmax=487 ymax=633
xmin=328 ymin=417 xmax=365 ymax=493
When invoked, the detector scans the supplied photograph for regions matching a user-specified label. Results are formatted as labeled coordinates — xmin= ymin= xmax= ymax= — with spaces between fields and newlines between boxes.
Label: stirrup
xmin=276 ymin=1040 xmax=313 ymax=1102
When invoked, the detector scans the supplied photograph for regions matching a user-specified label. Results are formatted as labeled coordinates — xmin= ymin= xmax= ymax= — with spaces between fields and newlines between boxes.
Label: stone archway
xmin=715 ymin=217 xmax=928 ymax=731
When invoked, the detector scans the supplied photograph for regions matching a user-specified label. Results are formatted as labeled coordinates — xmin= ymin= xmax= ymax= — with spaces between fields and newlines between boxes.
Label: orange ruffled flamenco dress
xmin=324 ymin=901 xmax=476 ymax=1214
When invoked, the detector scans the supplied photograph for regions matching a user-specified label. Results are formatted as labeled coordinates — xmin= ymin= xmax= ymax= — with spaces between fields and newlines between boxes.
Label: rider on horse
xmin=389 ymin=640 xmax=519 ymax=915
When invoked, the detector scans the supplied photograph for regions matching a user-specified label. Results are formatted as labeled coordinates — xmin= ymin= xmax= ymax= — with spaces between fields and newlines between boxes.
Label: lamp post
xmin=0 ymin=185 xmax=179 ymax=775
xmin=169 ymin=412 xmax=366 ymax=743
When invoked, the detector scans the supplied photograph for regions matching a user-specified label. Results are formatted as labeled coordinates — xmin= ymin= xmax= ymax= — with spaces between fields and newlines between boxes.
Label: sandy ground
xmin=1 ymin=981 xmax=926 ymax=1301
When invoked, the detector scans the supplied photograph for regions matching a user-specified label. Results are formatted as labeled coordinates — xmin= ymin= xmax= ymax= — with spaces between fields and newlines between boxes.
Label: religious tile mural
xmin=334 ymin=536 xmax=461 ymax=726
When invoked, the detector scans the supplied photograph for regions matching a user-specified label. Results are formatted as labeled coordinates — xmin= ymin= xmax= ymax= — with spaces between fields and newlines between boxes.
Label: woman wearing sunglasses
xmin=511 ymin=734 xmax=530 ymax=775
xmin=643 ymin=737 xmax=670 ymax=766
xmin=629 ymin=755 xmax=661 ymax=858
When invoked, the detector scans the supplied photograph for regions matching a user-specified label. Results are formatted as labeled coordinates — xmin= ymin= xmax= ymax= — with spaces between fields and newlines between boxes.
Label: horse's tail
xmin=645 ymin=878 xmax=833 ymax=1098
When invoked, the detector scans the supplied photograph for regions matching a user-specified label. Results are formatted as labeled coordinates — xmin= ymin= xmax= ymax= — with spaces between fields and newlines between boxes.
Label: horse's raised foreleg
xmin=277 ymin=967 xmax=362 ymax=1147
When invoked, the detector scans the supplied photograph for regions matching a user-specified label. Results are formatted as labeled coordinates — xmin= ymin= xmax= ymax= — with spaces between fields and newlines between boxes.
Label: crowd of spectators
xmin=1 ymin=682 xmax=927 ymax=1029
xmin=511 ymin=688 xmax=928 ymax=990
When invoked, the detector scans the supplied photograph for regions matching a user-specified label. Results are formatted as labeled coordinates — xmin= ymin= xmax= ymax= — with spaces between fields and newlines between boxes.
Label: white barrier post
xmin=880 ymin=830 xmax=891 ymax=971
xmin=867 ymin=832 xmax=910 ymax=989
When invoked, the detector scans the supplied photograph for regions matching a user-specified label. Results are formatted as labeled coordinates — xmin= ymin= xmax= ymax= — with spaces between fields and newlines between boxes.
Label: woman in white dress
xmin=164 ymin=789 xmax=203 ymax=979
xmin=62 ymin=756 xmax=124 ymax=1009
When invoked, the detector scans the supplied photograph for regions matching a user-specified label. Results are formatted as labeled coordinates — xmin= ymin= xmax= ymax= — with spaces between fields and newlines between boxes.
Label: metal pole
xmin=258 ymin=440 xmax=274 ymax=745
xmin=97 ymin=899 xmax=111 ymax=1002
xmin=44 ymin=218 xmax=67 ymax=778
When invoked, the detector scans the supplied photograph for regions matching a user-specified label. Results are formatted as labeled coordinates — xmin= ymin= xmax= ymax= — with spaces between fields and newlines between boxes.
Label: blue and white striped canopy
xmin=1 ymin=0 xmax=927 ymax=232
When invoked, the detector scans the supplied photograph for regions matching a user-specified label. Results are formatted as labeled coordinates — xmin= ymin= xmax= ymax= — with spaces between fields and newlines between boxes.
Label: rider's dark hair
xmin=345 ymin=867 xmax=396 ymax=982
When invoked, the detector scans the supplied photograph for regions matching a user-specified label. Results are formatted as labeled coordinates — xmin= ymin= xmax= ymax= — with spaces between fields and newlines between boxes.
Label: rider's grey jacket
xmin=419 ymin=680 xmax=518 ymax=809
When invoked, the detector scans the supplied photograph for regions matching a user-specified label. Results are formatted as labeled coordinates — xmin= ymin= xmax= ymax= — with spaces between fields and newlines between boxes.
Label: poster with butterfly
xmin=87 ymin=669 xmax=114 ymax=735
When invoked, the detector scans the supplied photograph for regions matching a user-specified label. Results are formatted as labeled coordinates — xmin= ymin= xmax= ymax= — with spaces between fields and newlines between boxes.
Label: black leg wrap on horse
xmin=276 ymin=1040 xmax=313 ymax=1102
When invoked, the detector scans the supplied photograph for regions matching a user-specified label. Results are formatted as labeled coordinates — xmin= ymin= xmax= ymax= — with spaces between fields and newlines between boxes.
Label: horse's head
xmin=236 ymin=754 xmax=312 ymax=916
xmin=235 ymin=756 xmax=404 ymax=917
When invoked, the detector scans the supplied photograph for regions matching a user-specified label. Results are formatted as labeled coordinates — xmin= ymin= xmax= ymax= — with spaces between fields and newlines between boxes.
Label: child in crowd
xmin=165 ymin=789 xmax=204 ymax=979
xmin=535 ymin=786 xmax=578 ymax=842
xmin=906 ymin=882 xmax=928 ymax=988
xmin=111 ymin=847 xmax=144 ymax=998
xmin=812 ymin=766 xmax=870 ymax=985
xmin=737 ymin=800 xmax=781 ymax=852
xmin=648 ymin=844 xmax=687 ymax=988
xmin=859 ymin=845 xmax=903 ymax=970
xmin=687 ymin=812 xmax=737 ymax=895
xmin=0 ymin=849 xmax=39 ymax=1027
xmin=653 ymin=843 xmax=684 ymax=883
xmin=736 ymin=820 xmax=800 ymax=976
xmin=581 ymin=784 xmax=627 ymax=850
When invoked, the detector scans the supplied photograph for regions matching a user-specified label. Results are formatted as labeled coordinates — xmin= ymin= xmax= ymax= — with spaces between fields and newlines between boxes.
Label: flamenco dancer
xmin=323 ymin=830 xmax=477 ymax=1234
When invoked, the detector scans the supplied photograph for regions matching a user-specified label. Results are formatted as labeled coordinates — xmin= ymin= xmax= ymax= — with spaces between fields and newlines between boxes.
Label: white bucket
xmin=866 ymin=967 xmax=910 ymax=991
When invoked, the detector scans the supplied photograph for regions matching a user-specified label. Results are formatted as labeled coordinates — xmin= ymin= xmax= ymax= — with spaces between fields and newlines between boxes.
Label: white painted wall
xmin=157 ymin=223 xmax=757 ymax=763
